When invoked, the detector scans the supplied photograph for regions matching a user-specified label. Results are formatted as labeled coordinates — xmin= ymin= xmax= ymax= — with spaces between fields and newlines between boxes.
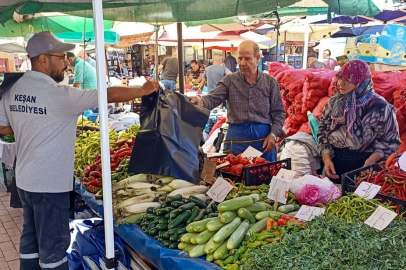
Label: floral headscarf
xmin=328 ymin=60 xmax=376 ymax=138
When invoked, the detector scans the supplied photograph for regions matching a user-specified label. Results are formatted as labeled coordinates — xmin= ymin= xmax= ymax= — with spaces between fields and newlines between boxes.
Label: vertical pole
xmin=155 ymin=26 xmax=159 ymax=80
xmin=91 ymin=0 xmax=116 ymax=268
xmin=202 ymin=39 xmax=205 ymax=64
xmin=177 ymin=22 xmax=184 ymax=94
xmin=302 ymin=27 xmax=310 ymax=69
xmin=275 ymin=29 xmax=279 ymax=62
xmin=283 ymin=31 xmax=287 ymax=63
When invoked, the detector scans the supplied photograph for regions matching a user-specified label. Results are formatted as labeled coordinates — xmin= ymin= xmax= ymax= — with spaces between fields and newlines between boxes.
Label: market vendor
xmin=191 ymin=40 xmax=286 ymax=161
xmin=0 ymin=31 xmax=159 ymax=270
xmin=318 ymin=60 xmax=400 ymax=183
xmin=190 ymin=60 xmax=205 ymax=83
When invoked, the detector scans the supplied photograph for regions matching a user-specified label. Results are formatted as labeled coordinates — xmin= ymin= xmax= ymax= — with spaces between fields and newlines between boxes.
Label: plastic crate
xmin=88 ymin=113 xmax=99 ymax=123
xmin=1 ymin=162 xmax=14 ymax=192
xmin=217 ymin=159 xmax=291 ymax=186
xmin=342 ymin=164 xmax=406 ymax=213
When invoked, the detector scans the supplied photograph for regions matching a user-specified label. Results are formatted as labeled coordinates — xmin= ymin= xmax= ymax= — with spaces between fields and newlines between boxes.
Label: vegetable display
xmin=1 ymin=135 xmax=15 ymax=143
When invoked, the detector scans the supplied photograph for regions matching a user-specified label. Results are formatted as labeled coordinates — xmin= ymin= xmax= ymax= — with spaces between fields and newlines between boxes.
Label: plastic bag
xmin=119 ymin=112 xmax=140 ymax=129
xmin=290 ymin=175 xmax=341 ymax=206
xmin=128 ymin=89 xmax=210 ymax=183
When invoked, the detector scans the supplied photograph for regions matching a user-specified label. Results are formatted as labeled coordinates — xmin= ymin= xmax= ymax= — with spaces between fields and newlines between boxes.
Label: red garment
xmin=209 ymin=117 xmax=226 ymax=137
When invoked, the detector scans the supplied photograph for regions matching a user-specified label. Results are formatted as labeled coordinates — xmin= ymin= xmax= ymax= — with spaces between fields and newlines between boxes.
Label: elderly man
xmin=198 ymin=54 xmax=232 ymax=94
xmin=0 ymin=31 xmax=159 ymax=270
xmin=307 ymin=53 xmax=326 ymax=69
xmin=67 ymin=51 xmax=97 ymax=89
xmin=191 ymin=40 xmax=286 ymax=161
xmin=77 ymin=47 xmax=96 ymax=69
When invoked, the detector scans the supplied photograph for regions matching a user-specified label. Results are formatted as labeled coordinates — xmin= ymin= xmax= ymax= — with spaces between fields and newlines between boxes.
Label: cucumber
xmin=184 ymin=244 xmax=196 ymax=253
xmin=190 ymin=234 xmax=198 ymax=244
xmin=166 ymin=194 xmax=182 ymax=202
xmin=246 ymin=218 xmax=271 ymax=237
xmin=156 ymin=223 xmax=168 ymax=231
xmin=148 ymin=228 xmax=158 ymax=236
xmin=213 ymin=217 xmax=242 ymax=243
xmin=286 ymin=211 xmax=299 ymax=217
xmin=154 ymin=208 xmax=167 ymax=216
xmin=211 ymin=203 xmax=218 ymax=213
xmin=269 ymin=211 xmax=283 ymax=220
xmin=208 ymin=213 xmax=218 ymax=218
xmin=169 ymin=209 xmax=181 ymax=219
xmin=186 ymin=197 xmax=207 ymax=208
xmin=206 ymin=218 xmax=224 ymax=232
xmin=189 ymin=244 xmax=206 ymax=258
xmin=144 ymin=214 xmax=157 ymax=220
xmin=218 ymin=196 xmax=254 ymax=212
xmin=186 ymin=223 xmax=195 ymax=233
xmin=168 ymin=210 xmax=192 ymax=229
xmin=245 ymin=202 xmax=269 ymax=213
xmin=220 ymin=211 xmax=236 ymax=224
xmin=277 ymin=204 xmax=299 ymax=214
xmin=190 ymin=195 xmax=207 ymax=204
xmin=196 ymin=230 xmax=216 ymax=245
xmin=169 ymin=242 xmax=178 ymax=249
xmin=213 ymin=242 xmax=229 ymax=260
xmin=171 ymin=201 xmax=185 ymax=208
xmin=160 ymin=202 xmax=170 ymax=208
xmin=204 ymin=235 xmax=224 ymax=254
xmin=178 ymin=242 xmax=189 ymax=250
xmin=178 ymin=202 xmax=196 ymax=212
xmin=180 ymin=233 xmax=197 ymax=243
xmin=206 ymin=253 xmax=214 ymax=262
xmin=164 ymin=207 xmax=176 ymax=213
xmin=169 ymin=234 xmax=180 ymax=242
xmin=165 ymin=213 xmax=171 ymax=219
xmin=146 ymin=207 xmax=155 ymax=214
xmin=193 ymin=217 xmax=218 ymax=233
xmin=154 ymin=216 xmax=169 ymax=224
xmin=186 ymin=206 xmax=200 ymax=224
xmin=167 ymin=227 xmax=181 ymax=235
xmin=193 ymin=209 xmax=206 ymax=222
xmin=255 ymin=211 xmax=271 ymax=220
xmin=227 ymin=220 xmax=250 ymax=250
xmin=248 ymin=194 xmax=260 ymax=202
xmin=147 ymin=222 xmax=157 ymax=229
xmin=176 ymin=228 xmax=187 ymax=235
xmin=237 ymin=208 xmax=256 ymax=224
xmin=162 ymin=232 xmax=170 ymax=239
xmin=162 ymin=240 xmax=171 ymax=247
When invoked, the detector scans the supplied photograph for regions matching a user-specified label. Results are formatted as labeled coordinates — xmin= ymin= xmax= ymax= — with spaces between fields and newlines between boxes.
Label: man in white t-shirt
xmin=0 ymin=31 xmax=158 ymax=270
xmin=20 ymin=56 xmax=31 ymax=72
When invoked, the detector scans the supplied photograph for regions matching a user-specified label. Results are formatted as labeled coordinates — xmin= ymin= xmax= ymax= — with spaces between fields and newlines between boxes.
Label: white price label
xmin=206 ymin=177 xmax=233 ymax=202
xmin=364 ymin=206 xmax=397 ymax=231
xmin=241 ymin=146 xmax=262 ymax=161
xmin=354 ymin=182 xmax=381 ymax=200
xmin=397 ymin=152 xmax=406 ymax=172
xmin=267 ymin=177 xmax=291 ymax=204
xmin=275 ymin=168 xmax=297 ymax=180
xmin=216 ymin=161 xmax=230 ymax=169
xmin=295 ymin=206 xmax=325 ymax=222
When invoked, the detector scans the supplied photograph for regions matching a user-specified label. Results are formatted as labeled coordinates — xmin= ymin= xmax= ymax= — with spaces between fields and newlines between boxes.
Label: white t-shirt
xmin=20 ymin=60 xmax=31 ymax=72
xmin=0 ymin=71 xmax=98 ymax=193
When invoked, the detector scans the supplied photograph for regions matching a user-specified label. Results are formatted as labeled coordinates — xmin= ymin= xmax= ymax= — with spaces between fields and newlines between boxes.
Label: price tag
xmin=201 ymin=160 xmax=217 ymax=184
xmin=216 ymin=161 xmax=230 ymax=169
xmin=241 ymin=146 xmax=262 ymax=160
xmin=206 ymin=177 xmax=233 ymax=202
xmin=397 ymin=152 xmax=406 ymax=172
xmin=354 ymin=182 xmax=381 ymax=200
xmin=275 ymin=168 xmax=297 ymax=180
xmin=207 ymin=153 xmax=225 ymax=158
xmin=267 ymin=177 xmax=292 ymax=204
xmin=295 ymin=206 xmax=325 ymax=222
xmin=364 ymin=206 xmax=397 ymax=231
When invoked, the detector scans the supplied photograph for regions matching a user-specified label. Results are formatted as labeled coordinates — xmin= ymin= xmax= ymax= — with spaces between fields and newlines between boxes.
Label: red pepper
xmin=116 ymin=139 xmax=127 ymax=148
xmin=82 ymin=177 xmax=89 ymax=183
xmin=110 ymin=155 xmax=118 ymax=163
xmin=111 ymin=162 xmax=118 ymax=171
xmin=116 ymin=150 xmax=132 ymax=158
xmin=281 ymin=214 xmax=298 ymax=221
xmin=89 ymin=171 xmax=102 ymax=179
xmin=277 ymin=219 xmax=286 ymax=226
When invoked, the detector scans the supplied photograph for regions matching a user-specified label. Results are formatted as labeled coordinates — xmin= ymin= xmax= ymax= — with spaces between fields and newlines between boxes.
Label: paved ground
xmin=0 ymin=184 xmax=21 ymax=270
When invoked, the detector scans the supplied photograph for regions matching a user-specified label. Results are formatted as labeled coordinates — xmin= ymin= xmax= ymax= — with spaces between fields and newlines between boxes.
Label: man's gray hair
xmin=253 ymin=43 xmax=260 ymax=57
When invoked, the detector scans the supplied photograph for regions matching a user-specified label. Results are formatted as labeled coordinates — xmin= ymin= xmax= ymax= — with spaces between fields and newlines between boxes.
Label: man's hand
xmin=190 ymin=96 xmax=204 ymax=107
xmin=324 ymin=156 xmax=339 ymax=180
xmin=262 ymin=134 xmax=276 ymax=154
xmin=141 ymin=81 xmax=160 ymax=96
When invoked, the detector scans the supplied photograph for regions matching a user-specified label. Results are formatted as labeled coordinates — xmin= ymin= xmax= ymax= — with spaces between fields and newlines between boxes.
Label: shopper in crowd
xmin=67 ymin=51 xmax=97 ymax=89
xmin=77 ymin=47 xmax=96 ymax=69
xmin=190 ymin=60 xmax=205 ymax=83
xmin=191 ymin=40 xmax=286 ymax=161
xmin=0 ymin=31 xmax=159 ymax=270
xmin=158 ymin=51 xmax=179 ymax=91
xmin=115 ymin=61 xmax=129 ymax=76
xmin=307 ymin=53 xmax=326 ymax=69
xmin=224 ymin=52 xmax=237 ymax=72
xmin=20 ymin=56 xmax=32 ymax=72
xmin=67 ymin=68 xmax=75 ymax=85
xmin=318 ymin=60 xmax=400 ymax=183
xmin=323 ymin=49 xmax=338 ymax=70
xmin=198 ymin=54 xmax=231 ymax=94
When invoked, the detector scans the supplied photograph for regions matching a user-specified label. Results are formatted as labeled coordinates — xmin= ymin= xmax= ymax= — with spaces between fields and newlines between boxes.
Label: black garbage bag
xmin=128 ymin=89 xmax=210 ymax=183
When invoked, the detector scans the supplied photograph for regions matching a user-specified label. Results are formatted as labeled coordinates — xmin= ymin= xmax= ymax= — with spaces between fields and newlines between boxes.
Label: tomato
xmin=225 ymin=154 xmax=236 ymax=161
xmin=241 ymin=157 xmax=250 ymax=165
xmin=229 ymin=166 xmax=237 ymax=174
xmin=229 ymin=157 xmax=239 ymax=165
xmin=234 ymin=166 xmax=243 ymax=175
xmin=255 ymin=157 xmax=266 ymax=165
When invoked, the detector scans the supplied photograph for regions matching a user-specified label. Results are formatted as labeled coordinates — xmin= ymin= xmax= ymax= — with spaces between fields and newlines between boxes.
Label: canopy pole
xmin=177 ymin=22 xmax=184 ymax=94
xmin=302 ymin=28 xmax=310 ymax=69
xmin=155 ymin=26 xmax=159 ymax=80
xmin=203 ymin=39 xmax=205 ymax=64
xmin=283 ymin=32 xmax=287 ymax=63
xmin=91 ymin=0 xmax=117 ymax=268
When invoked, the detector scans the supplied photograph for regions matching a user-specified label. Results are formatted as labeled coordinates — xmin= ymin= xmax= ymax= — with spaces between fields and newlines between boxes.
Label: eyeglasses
xmin=45 ymin=53 xmax=67 ymax=60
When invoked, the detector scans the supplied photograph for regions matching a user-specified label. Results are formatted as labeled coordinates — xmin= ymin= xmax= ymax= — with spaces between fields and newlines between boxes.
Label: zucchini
xmin=193 ymin=217 xmax=218 ymax=233
xmin=211 ymin=203 xmax=218 ymax=213
xmin=286 ymin=211 xmax=299 ymax=217
xmin=156 ymin=223 xmax=168 ymax=231
xmin=154 ymin=217 xmax=169 ymax=224
xmin=162 ymin=240 xmax=171 ymax=247
xmin=164 ymin=207 xmax=176 ymax=213
xmin=169 ymin=234 xmax=180 ymax=242
xmin=184 ymin=244 xmax=196 ymax=253
xmin=147 ymin=222 xmax=157 ymax=229
xmin=204 ymin=235 xmax=224 ymax=254
xmin=180 ymin=232 xmax=197 ymax=243
xmin=245 ymin=202 xmax=269 ymax=213
xmin=162 ymin=232 xmax=170 ymax=239
xmin=144 ymin=214 xmax=157 ymax=220
xmin=167 ymin=227 xmax=181 ymax=235
xmin=206 ymin=253 xmax=214 ymax=262
xmin=169 ymin=242 xmax=178 ymax=249
xmin=218 ymin=196 xmax=254 ymax=212
xmin=148 ymin=228 xmax=158 ymax=236
xmin=176 ymin=228 xmax=187 ymax=235
xmin=154 ymin=208 xmax=167 ymax=216
xmin=277 ymin=204 xmax=299 ymax=214
xmin=237 ymin=208 xmax=256 ymax=224
xmin=248 ymin=194 xmax=260 ymax=202
xmin=213 ymin=242 xmax=229 ymax=260
xmin=168 ymin=210 xmax=192 ymax=229
xmin=160 ymin=202 xmax=170 ymax=208
xmin=189 ymin=244 xmax=206 ymax=258
xmin=190 ymin=234 xmax=198 ymax=244
xmin=178 ymin=242 xmax=189 ymax=250
xmin=186 ymin=206 xmax=200 ymax=224
xmin=171 ymin=201 xmax=185 ymax=208
xmin=269 ymin=211 xmax=283 ymax=220
xmin=213 ymin=217 xmax=242 ymax=243
xmin=196 ymin=230 xmax=216 ymax=244
xmin=227 ymin=220 xmax=250 ymax=250
xmin=146 ymin=207 xmax=155 ymax=214
xmin=246 ymin=218 xmax=271 ymax=237
xmin=206 ymin=218 xmax=224 ymax=232
xmin=193 ymin=209 xmax=206 ymax=222
xmin=178 ymin=202 xmax=196 ymax=212
xmin=166 ymin=194 xmax=182 ymax=202
xmin=165 ymin=213 xmax=171 ymax=219
xmin=169 ymin=209 xmax=181 ymax=219
xmin=186 ymin=197 xmax=207 ymax=208
xmin=220 ymin=211 xmax=237 ymax=224
xmin=186 ymin=223 xmax=195 ymax=233
xmin=255 ymin=211 xmax=271 ymax=220
xmin=190 ymin=195 xmax=207 ymax=203
xmin=208 ymin=213 xmax=218 ymax=218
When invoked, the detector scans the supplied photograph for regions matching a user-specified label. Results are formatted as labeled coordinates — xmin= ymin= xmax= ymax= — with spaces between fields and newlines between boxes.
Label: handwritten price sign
xmin=267 ymin=177 xmax=292 ymax=204
xmin=201 ymin=159 xmax=217 ymax=184
xmin=241 ymin=146 xmax=263 ymax=161
xmin=275 ymin=168 xmax=297 ymax=180
xmin=354 ymin=182 xmax=381 ymax=200
xmin=295 ymin=206 xmax=325 ymax=222
xmin=364 ymin=206 xmax=397 ymax=231
xmin=206 ymin=177 xmax=233 ymax=202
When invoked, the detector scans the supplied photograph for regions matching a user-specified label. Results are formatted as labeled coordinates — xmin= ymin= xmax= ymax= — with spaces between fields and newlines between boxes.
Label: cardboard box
xmin=369 ymin=63 xmax=406 ymax=72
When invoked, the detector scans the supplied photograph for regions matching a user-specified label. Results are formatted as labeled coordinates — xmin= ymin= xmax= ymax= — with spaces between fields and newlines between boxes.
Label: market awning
xmin=331 ymin=25 xmax=386 ymax=38
xmin=0 ymin=42 xmax=25 ymax=53
xmin=55 ymin=30 xmax=120 ymax=45
xmin=108 ymin=32 xmax=154 ymax=49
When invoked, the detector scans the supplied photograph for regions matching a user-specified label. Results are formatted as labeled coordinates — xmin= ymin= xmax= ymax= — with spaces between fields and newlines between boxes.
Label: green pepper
xmin=223 ymin=264 xmax=239 ymax=270
xmin=223 ymin=256 xmax=234 ymax=265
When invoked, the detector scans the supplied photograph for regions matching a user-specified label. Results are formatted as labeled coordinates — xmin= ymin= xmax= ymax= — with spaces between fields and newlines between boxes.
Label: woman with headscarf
xmin=317 ymin=60 xmax=400 ymax=183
